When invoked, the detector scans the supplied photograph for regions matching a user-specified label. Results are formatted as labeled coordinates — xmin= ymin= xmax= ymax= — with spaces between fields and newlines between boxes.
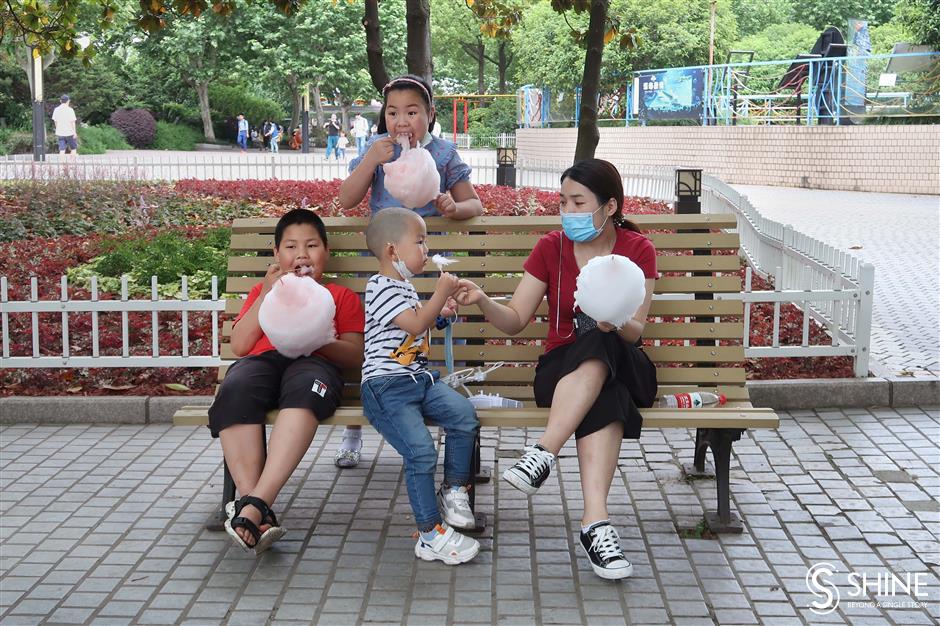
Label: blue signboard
xmin=636 ymin=68 xmax=705 ymax=121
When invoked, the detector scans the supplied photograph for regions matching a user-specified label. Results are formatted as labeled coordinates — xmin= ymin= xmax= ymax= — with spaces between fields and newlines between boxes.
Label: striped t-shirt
xmin=362 ymin=274 xmax=429 ymax=382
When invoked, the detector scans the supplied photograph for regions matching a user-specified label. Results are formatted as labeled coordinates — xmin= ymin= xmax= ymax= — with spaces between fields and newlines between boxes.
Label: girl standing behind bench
xmin=208 ymin=209 xmax=365 ymax=554
xmin=334 ymin=74 xmax=484 ymax=468
xmin=456 ymin=159 xmax=659 ymax=580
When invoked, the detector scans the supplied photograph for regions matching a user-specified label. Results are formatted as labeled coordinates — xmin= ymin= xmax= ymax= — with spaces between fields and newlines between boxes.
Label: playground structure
xmin=434 ymin=93 xmax=515 ymax=143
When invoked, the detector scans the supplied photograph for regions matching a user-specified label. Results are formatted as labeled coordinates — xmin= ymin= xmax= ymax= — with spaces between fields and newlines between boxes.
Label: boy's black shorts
xmin=207 ymin=350 xmax=343 ymax=438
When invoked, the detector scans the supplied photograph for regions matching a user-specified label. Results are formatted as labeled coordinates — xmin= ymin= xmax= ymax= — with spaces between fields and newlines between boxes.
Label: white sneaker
xmin=438 ymin=485 xmax=475 ymax=530
xmin=414 ymin=523 xmax=480 ymax=565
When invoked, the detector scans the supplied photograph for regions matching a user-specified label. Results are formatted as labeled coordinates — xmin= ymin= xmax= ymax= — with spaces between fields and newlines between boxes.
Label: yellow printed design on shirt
xmin=390 ymin=333 xmax=429 ymax=366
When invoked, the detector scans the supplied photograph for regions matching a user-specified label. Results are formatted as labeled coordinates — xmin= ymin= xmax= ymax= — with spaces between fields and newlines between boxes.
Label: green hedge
xmin=153 ymin=121 xmax=201 ymax=151
xmin=0 ymin=127 xmax=31 ymax=155
xmin=67 ymin=228 xmax=231 ymax=299
xmin=209 ymin=84 xmax=284 ymax=137
xmin=76 ymin=124 xmax=132 ymax=154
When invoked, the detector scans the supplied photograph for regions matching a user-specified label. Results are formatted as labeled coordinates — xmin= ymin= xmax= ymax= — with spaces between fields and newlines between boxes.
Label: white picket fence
xmin=702 ymin=174 xmax=874 ymax=376
xmin=0 ymin=163 xmax=874 ymax=376
xmin=0 ymin=275 xmax=225 ymax=368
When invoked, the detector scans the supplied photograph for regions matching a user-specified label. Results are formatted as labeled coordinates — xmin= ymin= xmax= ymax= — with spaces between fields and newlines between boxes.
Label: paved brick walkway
xmin=1 ymin=411 xmax=938 ymax=626
xmin=731 ymin=185 xmax=940 ymax=376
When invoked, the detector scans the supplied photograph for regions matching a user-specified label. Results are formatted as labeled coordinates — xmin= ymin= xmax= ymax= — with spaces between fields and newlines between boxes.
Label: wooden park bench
xmin=174 ymin=213 xmax=779 ymax=534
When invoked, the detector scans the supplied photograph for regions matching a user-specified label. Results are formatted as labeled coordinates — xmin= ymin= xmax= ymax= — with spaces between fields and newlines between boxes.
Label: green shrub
xmin=153 ymin=121 xmax=201 ymax=150
xmin=67 ymin=227 xmax=231 ymax=298
xmin=467 ymin=98 xmax=517 ymax=144
xmin=209 ymin=84 xmax=284 ymax=139
xmin=76 ymin=124 xmax=132 ymax=154
xmin=0 ymin=128 xmax=32 ymax=155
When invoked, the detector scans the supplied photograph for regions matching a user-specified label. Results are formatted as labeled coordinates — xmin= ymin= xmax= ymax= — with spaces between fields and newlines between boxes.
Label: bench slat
xmin=222 ymin=321 xmax=744 ymax=341
xmin=215 ymin=360 xmax=747 ymax=386
xmin=222 ymin=297 xmax=746 ymax=317
xmin=224 ymin=275 xmax=742 ymax=295
xmin=230 ymin=214 xmax=740 ymax=234
xmin=229 ymin=232 xmax=741 ymax=253
xmin=174 ymin=405 xmax=777 ymax=429
xmin=227 ymin=254 xmax=741 ymax=274
xmin=220 ymin=343 xmax=745 ymax=363
xmin=293 ymin=384 xmax=753 ymax=402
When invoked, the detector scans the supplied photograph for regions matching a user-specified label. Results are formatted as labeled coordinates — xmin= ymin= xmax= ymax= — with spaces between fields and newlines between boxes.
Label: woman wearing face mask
xmin=456 ymin=158 xmax=658 ymax=581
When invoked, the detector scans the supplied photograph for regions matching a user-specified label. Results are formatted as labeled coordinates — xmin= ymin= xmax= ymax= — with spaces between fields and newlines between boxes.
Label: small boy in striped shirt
xmin=361 ymin=208 xmax=481 ymax=565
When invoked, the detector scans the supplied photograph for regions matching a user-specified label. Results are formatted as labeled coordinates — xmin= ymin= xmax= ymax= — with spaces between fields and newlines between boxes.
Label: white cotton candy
xmin=431 ymin=254 xmax=456 ymax=272
xmin=574 ymin=254 xmax=647 ymax=327
xmin=258 ymin=273 xmax=336 ymax=359
xmin=383 ymin=136 xmax=441 ymax=209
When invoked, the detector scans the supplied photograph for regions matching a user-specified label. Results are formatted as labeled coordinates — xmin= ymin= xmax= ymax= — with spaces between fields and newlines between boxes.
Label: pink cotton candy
xmin=258 ymin=273 xmax=336 ymax=359
xmin=383 ymin=136 xmax=441 ymax=209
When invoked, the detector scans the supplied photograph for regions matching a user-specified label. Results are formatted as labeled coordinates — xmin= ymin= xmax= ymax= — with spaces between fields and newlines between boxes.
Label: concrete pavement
xmin=732 ymin=185 xmax=940 ymax=377
xmin=1 ymin=411 xmax=938 ymax=625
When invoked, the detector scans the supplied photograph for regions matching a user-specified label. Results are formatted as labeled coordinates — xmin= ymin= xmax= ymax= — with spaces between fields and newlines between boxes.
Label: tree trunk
xmin=195 ymin=81 xmax=215 ymax=141
xmin=363 ymin=0 xmax=389 ymax=94
xmin=497 ymin=42 xmax=510 ymax=94
xmin=574 ymin=0 xmax=607 ymax=162
xmin=476 ymin=40 xmax=485 ymax=94
xmin=311 ymin=84 xmax=325 ymax=127
xmin=341 ymin=102 xmax=351 ymax=133
xmin=288 ymin=77 xmax=301 ymax=134
xmin=405 ymin=0 xmax=433 ymax=83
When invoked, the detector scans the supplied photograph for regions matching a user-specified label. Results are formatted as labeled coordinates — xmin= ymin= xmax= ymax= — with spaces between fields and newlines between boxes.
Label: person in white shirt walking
xmin=51 ymin=94 xmax=78 ymax=160
xmin=352 ymin=113 xmax=370 ymax=157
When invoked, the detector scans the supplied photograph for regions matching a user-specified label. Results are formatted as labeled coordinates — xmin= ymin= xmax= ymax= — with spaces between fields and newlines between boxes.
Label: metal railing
xmin=1 ymin=275 xmax=225 ymax=368
xmin=0 ymin=152 xmax=504 ymax=186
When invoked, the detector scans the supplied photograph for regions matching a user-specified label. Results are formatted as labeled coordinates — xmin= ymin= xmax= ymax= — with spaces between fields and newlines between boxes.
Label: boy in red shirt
xmin=208 ymin=209 xmax=365 ymax=554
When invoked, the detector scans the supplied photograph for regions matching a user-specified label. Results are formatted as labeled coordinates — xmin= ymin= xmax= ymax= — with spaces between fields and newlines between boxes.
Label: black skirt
xmin=533 ymin=329 xmax=657 ymax=440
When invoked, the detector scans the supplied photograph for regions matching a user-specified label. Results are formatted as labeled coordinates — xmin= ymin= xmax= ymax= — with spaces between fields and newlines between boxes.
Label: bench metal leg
xmin=474 ymin=433 xmax=491 ymax=483
xmin=206 ymin=460 xmax=237 ymax=531
xmin=684 ymin=428 xmax=716 ymax=478
xmin=467 ymin=429 xmax=487 ymax=533
xmin=701 ymin=428 xmax=744 ymax=534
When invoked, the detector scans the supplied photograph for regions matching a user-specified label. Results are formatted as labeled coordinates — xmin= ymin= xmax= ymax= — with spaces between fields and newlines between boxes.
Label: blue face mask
xmin=561 ymin=206 xmax=609 ymax=242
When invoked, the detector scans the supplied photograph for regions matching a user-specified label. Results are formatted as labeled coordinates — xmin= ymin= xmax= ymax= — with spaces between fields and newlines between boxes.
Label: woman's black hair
xmin=274 ymin=208 xmax=328 ymax=248
xmin=377 ymin=74 xmax=436 ymax=134
xmin=560 ymin=159 xmax=641 ymax=233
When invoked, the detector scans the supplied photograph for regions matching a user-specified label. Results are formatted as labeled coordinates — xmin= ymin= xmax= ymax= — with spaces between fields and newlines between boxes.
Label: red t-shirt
xmin=523 ymin=229 xmax=658 ymax=353
xmin=233 ymin=281 xmax=365 ymax=359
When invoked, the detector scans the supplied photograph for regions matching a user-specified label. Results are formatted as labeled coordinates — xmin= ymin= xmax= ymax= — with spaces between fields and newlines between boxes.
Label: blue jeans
xmin=356 ymin=135 xmax=367 ymax=156
xmin=361 ymin=372 xmax=479 ymax=530
xmin=236 ymin=131 xmax=248 ymax=149
xmin=325 ymin=135 xmax=339 ymax=159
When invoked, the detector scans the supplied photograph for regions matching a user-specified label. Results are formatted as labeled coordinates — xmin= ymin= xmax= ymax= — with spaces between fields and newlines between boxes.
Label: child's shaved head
xmin=366 ymin=207 xmax=425 ymax=256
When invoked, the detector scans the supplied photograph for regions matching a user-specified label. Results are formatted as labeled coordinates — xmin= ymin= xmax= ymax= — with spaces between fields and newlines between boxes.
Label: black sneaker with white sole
xmin=501 ymin=443 xmax=555 ymax=495
xmin=579 ymin=522 xmax=633 ymax=580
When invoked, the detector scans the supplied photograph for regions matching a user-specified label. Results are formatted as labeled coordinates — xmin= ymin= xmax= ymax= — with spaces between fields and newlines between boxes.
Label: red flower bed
xmin=172 ymin=179 xmax=672 ymax=219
